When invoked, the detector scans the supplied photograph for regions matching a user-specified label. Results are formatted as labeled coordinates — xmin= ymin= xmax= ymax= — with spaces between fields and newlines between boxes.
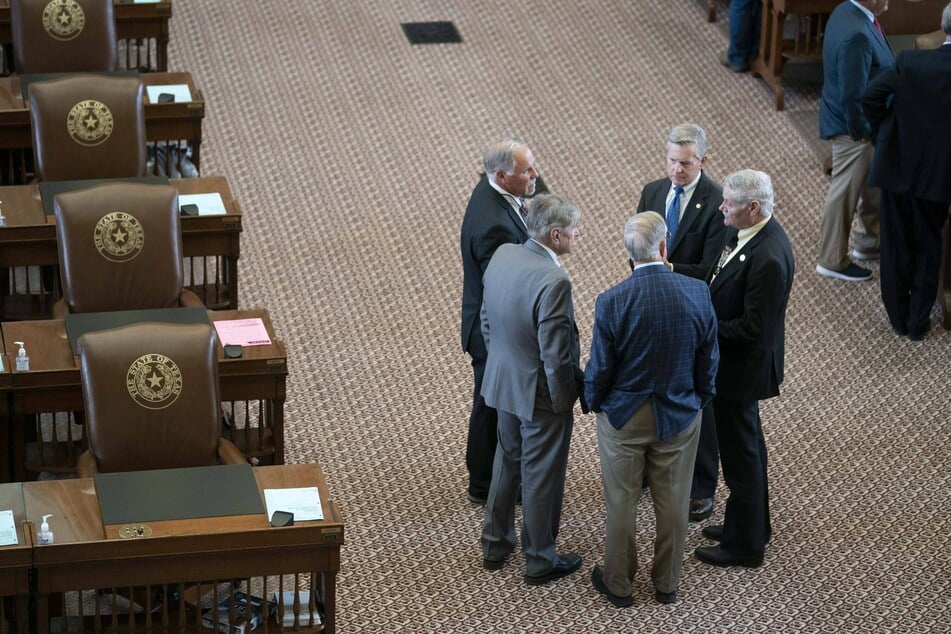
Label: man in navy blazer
xmin=460 ymin=138 xmax=536 ymax=504
xmin=585 ymin=212 xmax=718 ymax=606
xmin=695 ymin=170 xmax=794 ymax=569
xmin=816 ymin=0 xmax=894 ymax=282
xmin=636 ymin=123 xmax=727 ymax=521
xmin=861 ymin=4 xmax=951 ymax=340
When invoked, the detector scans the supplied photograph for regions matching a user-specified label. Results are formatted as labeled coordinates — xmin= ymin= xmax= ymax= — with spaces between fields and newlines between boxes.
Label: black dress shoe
xmin=524 ymin=552 xmax=582 ymax=586
xmin=701 ymin=524 xmax=723 ymax=541
xmin=483 ymin=555 xmax=507 ymax=571
xmin=654 ymin=589 xmax=677 ymax=604
xmin=467 ymin=491 xmax=487 ymax=505
xmin=689 ymin=497 xmax=714 ymax=521
xmin=694 ymin=546 xmax=762 ymax=568
xmin=590 ymin=566 xmax=632 ymax=607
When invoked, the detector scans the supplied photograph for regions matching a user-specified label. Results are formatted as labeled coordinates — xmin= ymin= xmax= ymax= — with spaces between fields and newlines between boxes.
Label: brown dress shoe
xmin=689 ymin=497 xmax=714 ymax=521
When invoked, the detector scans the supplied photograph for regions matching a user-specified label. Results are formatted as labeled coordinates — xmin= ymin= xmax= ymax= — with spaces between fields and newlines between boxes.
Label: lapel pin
xmin=695 ymin=203 xmax=701 ymax=208
xmin=739 ymin=254 xmax=746 ymax=262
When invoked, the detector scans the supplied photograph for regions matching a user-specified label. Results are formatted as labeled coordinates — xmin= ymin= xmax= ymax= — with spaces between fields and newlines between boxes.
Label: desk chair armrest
xmin=52 ymin=298 xmax=69 ymax=320
xmin=217 ymin=438 xmax=247 ymax=465
xmin=77 ymin=450 xmax=100 ymax=478
xmin=916 ymin=30 xmax=945 ymax=50
xmin=180 ymin=289 xmax=205 ymax=308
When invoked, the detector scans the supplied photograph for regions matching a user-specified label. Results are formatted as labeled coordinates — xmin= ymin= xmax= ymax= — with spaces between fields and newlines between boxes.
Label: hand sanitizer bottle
xmin=38 ymin=515 xmax=54 ymax=544
xmin=14 ymin=342 xmax=29 ymax=372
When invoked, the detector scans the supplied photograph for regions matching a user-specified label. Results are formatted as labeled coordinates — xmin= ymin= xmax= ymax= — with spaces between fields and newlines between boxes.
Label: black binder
xmin=65 ymin=306 xmax=209 ymax=354
xmin=95 ymin=463 xmax=264 ymax=525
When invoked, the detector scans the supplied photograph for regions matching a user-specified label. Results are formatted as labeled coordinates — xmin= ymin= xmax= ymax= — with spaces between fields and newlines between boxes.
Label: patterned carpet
xmin=169 ymin=0 xmax=949 ymax=631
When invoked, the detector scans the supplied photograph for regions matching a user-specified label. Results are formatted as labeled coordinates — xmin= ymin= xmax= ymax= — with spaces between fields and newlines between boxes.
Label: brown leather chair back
xmin=55 ymin=182 xmax=186 ymax=313
xmin=28 ymin=75 xmax=146 ymax=181
xmin=78 ymin=322 xmax=223 ymax=473
xmin=11 ymin=0 xmax=117 ymax=73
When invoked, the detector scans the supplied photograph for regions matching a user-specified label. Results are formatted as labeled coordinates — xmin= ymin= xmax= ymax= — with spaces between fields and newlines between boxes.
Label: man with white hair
xmin=460 ymin=138 xmax=538 ymax=505
xmin=586 ymin=212 xmax=718 ymax=606
xmin=695 ymin=170 xmax=794 ymax=569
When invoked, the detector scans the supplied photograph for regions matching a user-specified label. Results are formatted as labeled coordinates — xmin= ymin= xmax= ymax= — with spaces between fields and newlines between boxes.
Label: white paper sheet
xmin=263 ymin=487 xmax=324 ymax=522
xmin=178 ymin=193 xmax=226 ymax=216
xmin=146 ymin=84 xmax=193 ymax=104
xmin=0 ymin=509 xmax=18 ymax=546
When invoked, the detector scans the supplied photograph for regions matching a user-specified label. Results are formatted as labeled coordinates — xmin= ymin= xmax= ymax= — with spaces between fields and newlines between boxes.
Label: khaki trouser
xmin=597 ymin=402 xmax=701 ymax=597
xmin=818 ymin=136 xmax=880 ymax=270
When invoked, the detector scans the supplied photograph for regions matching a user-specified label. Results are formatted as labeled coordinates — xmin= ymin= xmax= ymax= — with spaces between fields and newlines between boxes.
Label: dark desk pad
xmin=95 ymin=463 xmax=264 ymax=525
xmin=65 ymin=306 xmax=208 ymax=354
xmin=19 ymin=71 xmax=139 ymax=104
xmin=39 ymin=176 xmax=170 ymax=216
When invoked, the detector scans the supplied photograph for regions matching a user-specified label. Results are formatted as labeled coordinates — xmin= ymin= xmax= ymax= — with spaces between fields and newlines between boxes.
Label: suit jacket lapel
xmin=652 ymin=182 xmax=669 ymax=213
xmin=867 ymin=19 xmax=894 ymax=63
xmin=493 ymin=189 xmax=528 ymax=241
xmin=709 ymin=224 xmax=771 ymax=293
xmin=670 ymin=174 xmax=712 ymax=253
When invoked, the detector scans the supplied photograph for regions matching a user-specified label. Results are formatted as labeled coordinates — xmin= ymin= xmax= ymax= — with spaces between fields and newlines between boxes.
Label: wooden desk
xmin=0 ymin=175 xmax=241 ymax=318
xmin=940 ymin=208 xmax=951 ymax=330
xmin=751 ymin=0 xmax=950 ymax=110
xmin=0 ymin=71 xmax=204 ymax=185
xmin=751 ymin=0 xmax=835 ymax=111
xmin=1 ymin=309 xmax=286 ymax=481
xmin=0 ymin=482 xmax=31 ymax=634
xmin=0 ymin=1 xmax=173 ymax=74
xmin=0 ymin=355 xmax=10 ymax=488
xmin=23 ymin=463 xmax=342 ymax=634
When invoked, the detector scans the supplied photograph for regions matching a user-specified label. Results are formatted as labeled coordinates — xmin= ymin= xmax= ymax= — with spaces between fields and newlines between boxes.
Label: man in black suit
xmin=860 ymin=3 xmax=951 ymax=341
xmin=636 ymin=123 xmax=726 ymax=522
xmin=460 ymin=138 xmax=537 ymax=504
xmin=695 ymin=170 xmax=794 ymax=568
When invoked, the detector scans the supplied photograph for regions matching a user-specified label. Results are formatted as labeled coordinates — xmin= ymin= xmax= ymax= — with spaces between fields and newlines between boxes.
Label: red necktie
xmin=873 ymin=17 xmax=885 ymax=38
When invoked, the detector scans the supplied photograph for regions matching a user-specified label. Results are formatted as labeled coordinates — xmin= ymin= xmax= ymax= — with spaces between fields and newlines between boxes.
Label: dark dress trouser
xmin=466 ymin=329 xmax=497 ymax=498
xmin=713 ymin=396 xmax=771 ymax=557
xmin=879 ymin=190 xmax=948 ymax=337
xmin=691 ymin=404 xmax=719 ymax=499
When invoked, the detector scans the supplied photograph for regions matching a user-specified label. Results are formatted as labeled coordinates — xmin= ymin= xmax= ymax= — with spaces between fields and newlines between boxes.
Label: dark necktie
xmin=712 ymin=235 xmax=739 ymax=279
xmin=518 ymin=199 xmax=527 ymax=224
xmin=666 ymin=186 xmax=684 ymax=242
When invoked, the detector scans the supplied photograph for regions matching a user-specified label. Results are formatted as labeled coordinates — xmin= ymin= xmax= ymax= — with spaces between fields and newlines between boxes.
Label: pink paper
xmin=214 ymin=318 xmax=272 ymax=347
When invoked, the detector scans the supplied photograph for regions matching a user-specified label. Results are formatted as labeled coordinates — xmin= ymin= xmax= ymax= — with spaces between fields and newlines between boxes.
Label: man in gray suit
xmin=480 ymin=193 xmax=584 ymax=586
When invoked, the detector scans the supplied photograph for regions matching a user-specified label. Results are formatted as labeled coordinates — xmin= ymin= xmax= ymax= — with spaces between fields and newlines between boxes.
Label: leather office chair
xmin=28 ymin=75 xmax=146 ymax=181
xmin=76 ymin=322 xmax=246 ymax=477
xmin=10 ymin=0 xmax=117 ymax=73
xmin=52 ymin=182 xmax=203 ymax=317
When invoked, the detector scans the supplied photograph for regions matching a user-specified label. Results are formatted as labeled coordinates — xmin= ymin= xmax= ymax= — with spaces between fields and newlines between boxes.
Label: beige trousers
xmin=818 ymin=136 xmax=880 ymax=270
xmin=596 ymin=402 xmax=701 ymax=597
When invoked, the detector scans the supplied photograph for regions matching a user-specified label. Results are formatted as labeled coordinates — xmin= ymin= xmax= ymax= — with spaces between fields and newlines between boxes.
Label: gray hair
xmin=722 ymin=169 xmax=775 ymax=217
xmin=483 ymin=137 xmax=527 ymax=177
xmin=666 ymin=123 xmax=708 ymax=160
xmin=624 ymin=212 xmax=667 ymax=263
xmin=526 ymin=193 xmax=581 ymax=241
xmin=943 ymin=1 xmax=951 ymax=35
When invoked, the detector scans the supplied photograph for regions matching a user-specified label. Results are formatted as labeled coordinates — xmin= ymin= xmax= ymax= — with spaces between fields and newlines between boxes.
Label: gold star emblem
xmin=112 ymin=227 xmax=127 ymax=244
xmin=58 ymin=10 xmax=70 ymax=25
xmin=146 ymin=372 xmax=163 ymax=389
xmin=84 ymin=113 xmax=98 ymax=129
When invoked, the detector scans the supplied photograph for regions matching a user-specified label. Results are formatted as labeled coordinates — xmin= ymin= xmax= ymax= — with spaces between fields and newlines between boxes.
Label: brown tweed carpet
xmin=169 ymin=0 xmax=949 ymax=631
